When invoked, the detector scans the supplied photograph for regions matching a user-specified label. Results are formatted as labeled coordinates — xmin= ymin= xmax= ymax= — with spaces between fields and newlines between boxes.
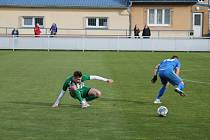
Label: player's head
xmin=73 ymin=71 xmax=82 ymax=83
xmin=171 ymin=55 xmax=179 ymax=59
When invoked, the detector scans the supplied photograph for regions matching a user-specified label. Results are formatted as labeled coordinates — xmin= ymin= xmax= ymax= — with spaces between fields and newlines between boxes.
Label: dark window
xmin=88 ymin=18 xmax=96 ymax=26
xmin=35 ymin=17 xmax=44 ymax=26
xmin=99 ymin=18 xmax=107 ymax=26
xmin=194 ymin=14 xmax=201 ymax=25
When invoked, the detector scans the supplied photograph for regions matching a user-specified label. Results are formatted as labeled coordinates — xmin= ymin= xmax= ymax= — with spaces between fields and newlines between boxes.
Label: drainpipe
xmin=209 ymin=1 xmax=210 ymax=34
xmin=128 ymin=0 xmax=132 ymax=37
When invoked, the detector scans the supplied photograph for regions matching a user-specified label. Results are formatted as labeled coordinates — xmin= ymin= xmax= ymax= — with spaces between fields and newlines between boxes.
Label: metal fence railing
xmin=0 ymin=27 xmax=194 ymax=38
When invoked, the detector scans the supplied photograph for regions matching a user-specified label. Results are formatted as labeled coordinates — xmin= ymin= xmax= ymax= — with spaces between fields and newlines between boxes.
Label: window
xmin=147 ymin=9 xmax=171 ymax=26
xmin=22 ymin=16 xmax=44 ymax=27
xmin=194 ymin=14 xmax=201 ymax=25
xmin=198 ymin=0 xmax=204 ymax=3
xmin=99 ymin=18 xmax=108 ymax=27
xmin=86 ymin=17 xmax=108 ymax=28
xmin=88 ymin=18 xmax=96 ymax=26
xmin=24 ymin=17 xmax=33 ymax=26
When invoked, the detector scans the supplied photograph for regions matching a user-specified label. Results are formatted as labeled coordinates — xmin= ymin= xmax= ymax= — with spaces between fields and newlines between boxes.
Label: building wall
xmin=0 ymin=8 xmax=129 ymax=35
xmin=192 ymin=5 xmax=209 ymax=36
xmin=131 ymin=4 xmax=193 ymax=37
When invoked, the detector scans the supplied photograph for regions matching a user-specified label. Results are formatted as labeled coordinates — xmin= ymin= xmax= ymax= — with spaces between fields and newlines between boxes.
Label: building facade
xmin=130 ymin=0 xmax=198 ymax=37
xmin=0 ymin=0 xmax=129 ymax=36
xmin=192 ymin=0 xmax=210 ymax=36
xmin=1 ymin=0 xmax=205 ymax=37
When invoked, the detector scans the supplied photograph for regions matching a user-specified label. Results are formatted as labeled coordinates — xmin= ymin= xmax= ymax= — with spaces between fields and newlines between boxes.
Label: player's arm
xmin=175 ymin=60 xmax=181 ymax=75
xmin=151 ymin=64 xmax=160 ymax=83
xmin=90 ymin=75 xmax=113 ymax=84
xmin=52 ymin=81 xmax=68 ymax=108
xmin=175 ymin=67 xmax=180 ymax=75
xmin=153 ymin=64 xmax=160 ymax=76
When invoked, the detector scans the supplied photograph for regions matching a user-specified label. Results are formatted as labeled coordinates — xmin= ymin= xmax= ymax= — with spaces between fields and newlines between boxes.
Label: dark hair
xmin=73 ymin=71 xmax=82 ymax=77
xmin=171 ymin=55 xmax=179 ymax=59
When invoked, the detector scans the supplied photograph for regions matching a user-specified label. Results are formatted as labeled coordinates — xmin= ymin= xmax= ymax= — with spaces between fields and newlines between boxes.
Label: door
xmin=193 ymin=13 xmax=203 ymax=37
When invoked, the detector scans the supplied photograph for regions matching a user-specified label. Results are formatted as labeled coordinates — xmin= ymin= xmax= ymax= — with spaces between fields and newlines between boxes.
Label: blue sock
xmin=157 ymin=86 xmax=167 ymax=99
xmin=177 ymin=83 xmax=185 ymax=90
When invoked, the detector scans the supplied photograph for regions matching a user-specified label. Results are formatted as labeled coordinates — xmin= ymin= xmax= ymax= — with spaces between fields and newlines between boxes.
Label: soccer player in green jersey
xmin=52 ymin=71 xmax=113 ymax=108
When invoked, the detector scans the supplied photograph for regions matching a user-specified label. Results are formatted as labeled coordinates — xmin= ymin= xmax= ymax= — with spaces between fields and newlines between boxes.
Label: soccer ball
xmin=157 ymin=106 xmax=168 ymax=117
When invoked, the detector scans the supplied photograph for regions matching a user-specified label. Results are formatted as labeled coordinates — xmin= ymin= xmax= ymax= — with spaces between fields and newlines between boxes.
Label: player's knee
xmin=89 ymin=88 xmax=101 ymax=97
xmin=163 ymin=84 xmax=168 ymax=88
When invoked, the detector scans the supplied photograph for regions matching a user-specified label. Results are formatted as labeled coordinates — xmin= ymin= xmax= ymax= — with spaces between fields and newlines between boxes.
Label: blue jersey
xmin=158 ymin=58 xmax=181 ymax=72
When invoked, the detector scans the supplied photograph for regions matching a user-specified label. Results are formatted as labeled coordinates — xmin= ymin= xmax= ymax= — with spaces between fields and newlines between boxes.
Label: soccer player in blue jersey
xmin=151 ymin=56 xmax=185 ymax=104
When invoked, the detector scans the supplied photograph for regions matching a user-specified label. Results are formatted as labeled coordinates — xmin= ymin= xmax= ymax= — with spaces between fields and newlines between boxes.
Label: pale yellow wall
xmin=0 ymin=8 xmax=129 ymax=35
xmin=131 ymin=5 xmax=193 ymax=37
xmin=192 ymin=5 xmax=209 ymax=36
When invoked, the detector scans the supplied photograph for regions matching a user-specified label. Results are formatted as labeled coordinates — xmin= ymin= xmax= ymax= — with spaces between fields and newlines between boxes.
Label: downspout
xmin=128 ymin=0 xmax=132 ymax=37
xmin=208 ymin=0 xmax=210 ymax=33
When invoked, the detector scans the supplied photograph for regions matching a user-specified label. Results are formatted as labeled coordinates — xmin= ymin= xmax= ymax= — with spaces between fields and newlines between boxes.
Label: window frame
xmin=197 ymin=0 xmax=204 ymax=3
xmin=147 ymin=8 xmax=171 ymax=26
xmin=21 ymin=16 xmax=44 ymax=28
xmin=85 ymin=17 xmax=108 ymax=29
xmin=209 ymin=13 xmax=210 ymax=31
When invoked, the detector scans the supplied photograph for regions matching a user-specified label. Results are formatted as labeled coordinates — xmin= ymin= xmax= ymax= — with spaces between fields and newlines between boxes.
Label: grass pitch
xmin=0 ymin=51 xmax=210 ymax=140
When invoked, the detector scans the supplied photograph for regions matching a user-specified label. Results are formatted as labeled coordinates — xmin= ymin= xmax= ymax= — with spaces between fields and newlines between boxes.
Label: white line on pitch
xmin=183 ymin=79 xmax=210 ymax=85
xmin=182 ymin=69 xmax=210 ymax=72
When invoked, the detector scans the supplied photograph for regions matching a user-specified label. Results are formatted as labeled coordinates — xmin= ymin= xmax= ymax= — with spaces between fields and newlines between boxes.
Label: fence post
xmin=208 ymin=38 xmax=210 ymax=51
xmin=151 ymin=37 xmax=154 ymax=52
xmin=82 ymin=35 xmax=85 ymax=52
xmin=85 ymin=29 xmax=87 ymax=36
xmin=45 ymin=28 xmax=48 ymax=35
xmin=47 ymin=35 xmax=50 ymax=51
xmin=6 ymin=27 xmax=8 ymax=35
xmin=12 ymin=36 xmax=15 ymax=51
xmin=116 ymin=34 xmax=120 ymax=52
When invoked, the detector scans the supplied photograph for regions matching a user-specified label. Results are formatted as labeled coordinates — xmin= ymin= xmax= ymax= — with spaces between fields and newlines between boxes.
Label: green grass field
xmin=0 ymin=51 xmax=210 ymax=140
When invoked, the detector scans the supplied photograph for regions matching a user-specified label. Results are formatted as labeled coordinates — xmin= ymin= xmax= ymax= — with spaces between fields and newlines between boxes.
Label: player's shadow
xmin=99 ymin=97 xmax=148 ymax=105
xmin=9 ymin=101 xmax=80 ymax=108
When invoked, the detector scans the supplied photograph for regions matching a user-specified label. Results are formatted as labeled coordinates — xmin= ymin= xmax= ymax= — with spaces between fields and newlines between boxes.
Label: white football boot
xmin=175 ymin=88 xmax=185 ymax=96
xmin=81 ymin=100 xmax=89 ymax=109
xmin=153 ymin=99 xmax=162 ymax=104
xmin=52 ymin=103 xmax=59 ymax=108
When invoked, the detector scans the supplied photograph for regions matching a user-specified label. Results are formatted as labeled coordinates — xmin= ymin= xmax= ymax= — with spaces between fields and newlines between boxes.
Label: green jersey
xmin=62 ymin=74 xmax=90 ymax=91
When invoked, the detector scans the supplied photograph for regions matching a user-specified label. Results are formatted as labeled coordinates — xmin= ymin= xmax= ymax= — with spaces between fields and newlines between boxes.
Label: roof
xmin=196 ymin=3 xmax=210 ymax=8
xmin=0 ymin=0 xmax=128 ymax=9
xmin=130 ymin=0 xmax=197 ymax=3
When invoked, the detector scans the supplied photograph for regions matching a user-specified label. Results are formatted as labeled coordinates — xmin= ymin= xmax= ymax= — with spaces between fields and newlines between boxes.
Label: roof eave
xmin=131 ymin=0 xmax=197 ymax=4
xmin=0 ymin=5 xmax=127 ymax=9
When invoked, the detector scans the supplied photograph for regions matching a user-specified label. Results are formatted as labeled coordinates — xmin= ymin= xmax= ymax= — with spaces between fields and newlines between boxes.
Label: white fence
xmin=0 ymin=35 xmax=210 ymax=51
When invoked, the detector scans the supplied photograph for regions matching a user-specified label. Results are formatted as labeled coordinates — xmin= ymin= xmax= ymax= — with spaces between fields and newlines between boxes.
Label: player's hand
xmin=151 ymin=75 xmax=157 ymax=83
xmin=69 ymin=85 xmax=77 ymax=91
xmin=107 ymin=79 xmax=113 ymax=84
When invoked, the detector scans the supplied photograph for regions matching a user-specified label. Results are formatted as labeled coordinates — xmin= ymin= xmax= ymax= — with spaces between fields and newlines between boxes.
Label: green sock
xmin=86 ymin=95 xmax=97 ymax=102
xmin=72 ymin=90 xmax=83 ymax=102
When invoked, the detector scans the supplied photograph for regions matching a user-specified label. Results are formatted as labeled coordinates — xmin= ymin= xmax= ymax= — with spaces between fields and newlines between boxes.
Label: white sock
xmin=53 ymin=90 xmax=65 ymax=105
xmin=81 ymin=99 xmax=87 ymax=104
